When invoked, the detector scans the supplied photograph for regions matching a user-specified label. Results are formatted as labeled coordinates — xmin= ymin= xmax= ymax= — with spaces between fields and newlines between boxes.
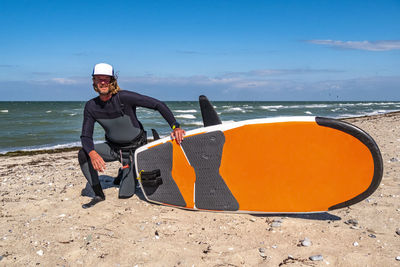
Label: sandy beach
xmin=0 ymin=113 xmax=399 ymax=266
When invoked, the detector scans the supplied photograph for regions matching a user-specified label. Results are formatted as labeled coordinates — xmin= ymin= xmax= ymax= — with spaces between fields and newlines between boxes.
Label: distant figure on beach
xmin=78 ymin=63 xmax=185 ymax=208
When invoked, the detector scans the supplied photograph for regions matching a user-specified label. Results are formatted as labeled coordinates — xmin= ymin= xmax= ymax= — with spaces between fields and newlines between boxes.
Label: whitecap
xmin=186 ymin=121 xmax=204 ymax=126
xmin=339 ymin=103 xmax=356 ymax=107
xmin=0 ymin=110 xmax=8 ymax=113
xmin=69 ymin=113 xmax=77 ymax=116
xmin=356 ymin=103 xmax=374 ymax=106
xmin=260 ymin=105 xmax=284 ymax=110
xmin=338 ymin=109 xmax=400 ymax=119
xmin=304 ymin=111 xmax=312 ymax=115
xmin=176 ymin=114 xmax=196 ymax=119
xmin=1 ymin=141 xmax=83 ymax=154
xmin=46 ymin=110 xmax=52 ymax=113
xmin=174 ymin=109 xmax=197 ymax=113
xmin=304 ymin=104 xmax=329 ymax=108
xmin=226 ymin=107 xmax=245 ymax=113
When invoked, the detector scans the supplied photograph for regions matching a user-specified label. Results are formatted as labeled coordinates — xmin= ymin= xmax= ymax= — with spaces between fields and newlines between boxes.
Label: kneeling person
xmin=78 ymin=63 xmax=185 ymax=208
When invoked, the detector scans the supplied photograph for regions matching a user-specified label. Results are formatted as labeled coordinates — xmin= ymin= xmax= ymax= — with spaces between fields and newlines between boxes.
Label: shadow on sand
xmin=252 ymin=212 xmax=341 ymax=221
xmin=80 ymin=174 xmax=147 ymax=201
xmin=81 ymin=177 xmax=341 ymax=221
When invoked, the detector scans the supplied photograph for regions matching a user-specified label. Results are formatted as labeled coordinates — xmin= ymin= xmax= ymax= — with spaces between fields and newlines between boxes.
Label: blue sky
xmin=0 ymin=0 xmax=399 ymax=101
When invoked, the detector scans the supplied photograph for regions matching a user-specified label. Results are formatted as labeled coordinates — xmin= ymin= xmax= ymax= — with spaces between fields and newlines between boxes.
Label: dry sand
xmin=0 ymin=113 xmax=399 ymax=266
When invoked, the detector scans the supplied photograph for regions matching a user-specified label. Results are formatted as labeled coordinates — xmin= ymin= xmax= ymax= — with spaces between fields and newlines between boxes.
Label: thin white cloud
xmin=2 ymin=74 xmax=399 ymax=100
xmin=308 ymin=40 xmax=400 ymax=51
xmin=119 ymin=68 xmax=344 ymax=88
xmin=221 ymin=68 xmax=344 ymax=78
xmin=51 ymin=78 xmax=81 ymax=85
xmin=29 ymin=77 xmax=86 ymax=85
xmin=120 ymin=73 xmax=400 ymax=95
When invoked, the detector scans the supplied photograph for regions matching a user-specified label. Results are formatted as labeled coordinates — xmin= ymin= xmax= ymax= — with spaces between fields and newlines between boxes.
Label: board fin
xmin=151 ymin=129 xmax=160 ymax=140
xmin=199 ymin=95 xmax=222 ymax=127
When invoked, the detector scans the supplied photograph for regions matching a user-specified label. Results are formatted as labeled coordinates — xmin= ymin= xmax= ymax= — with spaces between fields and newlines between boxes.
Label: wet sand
xmin=0 ymin=113 xmax=399 ymax=266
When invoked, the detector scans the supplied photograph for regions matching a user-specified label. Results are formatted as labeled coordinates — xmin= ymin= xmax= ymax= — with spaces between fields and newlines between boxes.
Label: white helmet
xmin=92 ymin=63 xmax=114 ymax=77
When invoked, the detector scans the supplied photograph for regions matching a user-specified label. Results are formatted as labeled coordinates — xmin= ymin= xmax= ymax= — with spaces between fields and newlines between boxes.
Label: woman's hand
xmin=171 ymin=128 xmax=186 ymax=144
xmin=89 ymin=150 xmax=106 ymax=172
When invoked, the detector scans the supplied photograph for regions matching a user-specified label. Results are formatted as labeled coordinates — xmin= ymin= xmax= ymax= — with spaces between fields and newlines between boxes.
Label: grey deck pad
xmin=136 ymin=142 xmax=186 ymax=207
xmin=182 ymin=131 xmax=239 ymax=211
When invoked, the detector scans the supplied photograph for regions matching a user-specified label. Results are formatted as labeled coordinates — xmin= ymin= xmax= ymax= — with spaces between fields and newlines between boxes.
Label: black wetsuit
xmin=78 ymin=90 xmax=178 ymax=200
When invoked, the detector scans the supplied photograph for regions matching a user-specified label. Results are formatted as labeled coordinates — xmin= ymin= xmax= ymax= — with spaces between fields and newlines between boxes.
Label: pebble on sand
xmin=271 ymin=222 xmax=281 ymax=227
xmin=36 ymin=250 xmax=43 ymax=256
xmin=258 ymin=248 xmax=267 ymax=258
xmin=396 ymin=256 xmax=400 ymax=261
xmin=309 ymin=255 xmax=323 ymax=261
xmin=396 ymin=229 xmax=400 ymax=236
xmin=271 ymin=219 xmax=282 ymax=227
xmin=301 ymin=237 xmax=312 ymax=247
xmin=344 ymin=219 xmax=358 ymax=226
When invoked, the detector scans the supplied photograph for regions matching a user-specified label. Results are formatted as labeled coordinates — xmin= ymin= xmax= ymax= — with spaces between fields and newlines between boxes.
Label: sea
xmin=1 ymin=101 xmax=399 ymax=154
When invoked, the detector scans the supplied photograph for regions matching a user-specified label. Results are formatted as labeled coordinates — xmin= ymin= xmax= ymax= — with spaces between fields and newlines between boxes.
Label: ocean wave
xmin=335 ymin=102 xmax=398 ymax=108
xmin=174 ymin=109 xmax=197 ymax=113
xmin=357 ymin=103 xmax=374 ymax=106
xmin=184 ymin=120 xmax=236 ymax=127
xmin=69 ymin=113 xmax=77 ymax=116
xmin=225 ymin=107 xmax=246 ymax=113
xmin=242 ymin=105 xmax=254 ymax=109
xmin=260 ymin=105 xmax=284 ymax=110
xmin=46 ymin=110 xmax=52 ymax=113
xmin=336 ymin=109 xmax=400 ymax=119
xmin=354 ymin=102 xmax=398 ymax=107
xmin=0 ymin=141 xmax=83 ymax=154
xmin=185 ymin=121 xmax=204 ymax=126
xmin=176 ymin=114 xmax=196 ymax=119
xmin=304 ymin=104 xmax=329 ymax=108
xmin=274 ymin=105 xmax=303 ymax=109
xmin=137 ymin=109 xmax=154 ymax=114
xmin=0 ymin=110 xmax=8 ymax=113
xmin=304 ymin=111 xmax=313 ymax=115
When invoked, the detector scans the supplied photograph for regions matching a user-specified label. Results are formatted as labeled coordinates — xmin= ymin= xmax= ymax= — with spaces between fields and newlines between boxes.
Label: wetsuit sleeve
xmin=80 ymin=103 xmax=96 ymax=154
xmin=124 ymin=91 xmax=178 ymax=128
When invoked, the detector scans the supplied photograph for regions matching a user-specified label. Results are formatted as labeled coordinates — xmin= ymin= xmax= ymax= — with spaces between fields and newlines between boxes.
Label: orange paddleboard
xmin=135 ymin=117 xmax=382 ymax=213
